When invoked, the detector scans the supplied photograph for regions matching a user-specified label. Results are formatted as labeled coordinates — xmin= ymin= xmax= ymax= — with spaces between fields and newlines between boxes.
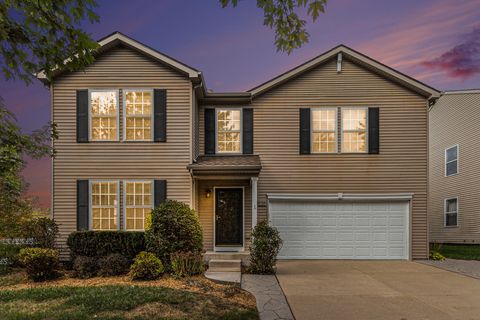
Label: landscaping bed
xmin=438 ymin=244 xmax=480 ymax=260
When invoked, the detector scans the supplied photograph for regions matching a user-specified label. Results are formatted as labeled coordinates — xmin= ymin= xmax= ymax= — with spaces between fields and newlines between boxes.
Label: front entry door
xmin=215 ymin=188 xmax=243 ymax=247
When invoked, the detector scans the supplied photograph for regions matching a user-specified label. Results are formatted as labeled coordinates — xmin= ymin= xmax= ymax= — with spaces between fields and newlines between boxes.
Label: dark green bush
xmin=98 ymin=254 xmax=130 ymax=276
xmin=18 ymin=247 xmax=59 ymax=281
xmin=0 ymin=243 xmax=23 ymax=274
xmin=67 ymin=231 xmax=145 ymax=260
xmin=248 ymin=221 xmax=282 ymax=274
xmin=73 ymin=256 xmax=98 ymax=278
xmin=129 ymin=252 xmax=164 ymax=280
xmin=171 ymin=251 xmax=205 ymax=278
xmin=22 ymin=217 xmax=59 ymax=248
xmin=146 ymin=200 xmax=203 ymax=267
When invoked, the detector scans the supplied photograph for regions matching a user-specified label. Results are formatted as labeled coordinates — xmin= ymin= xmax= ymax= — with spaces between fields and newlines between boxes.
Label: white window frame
xmin=310 ymin=107 xmax=338 ymax=154
xmin=123 ymin=180 xmax=154 ymax=231
xmin=445 ymin=144 xmax=459 ymax=177
xmin=123 ymin=89 xmax=154 ymax=142
xmin=215 ymin=108 xmax=243 ymax=154
xmin=88 ymin=89 xmax=120 ymax=142
xmin=89 ymin=180 xmax=120 ymax=230
xmin=444 ymin=197 xmax=459 ymax=228
xmin=340 ymin=107 xmax=368 ymax=153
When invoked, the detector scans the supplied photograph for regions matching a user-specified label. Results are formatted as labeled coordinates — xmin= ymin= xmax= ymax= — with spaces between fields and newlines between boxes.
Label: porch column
xmin=251 ymin=177 xmax=258 ymax=230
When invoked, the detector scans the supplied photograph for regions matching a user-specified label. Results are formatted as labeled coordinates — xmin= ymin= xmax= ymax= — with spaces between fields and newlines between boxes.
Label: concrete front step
xmin=204 ymin=251 xmax=250 ymax=266
xmin=208 ymin=259 xmax=241 ymax=272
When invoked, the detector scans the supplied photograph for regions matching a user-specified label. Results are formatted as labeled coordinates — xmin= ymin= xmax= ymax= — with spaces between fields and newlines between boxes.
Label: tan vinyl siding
xmin=200 ymin=58 xmax=429 ymax=259
xmin=52 ymin=45 xmax=192 ymax=255
xmin=429 ymin=92 xmax=480 ymax=244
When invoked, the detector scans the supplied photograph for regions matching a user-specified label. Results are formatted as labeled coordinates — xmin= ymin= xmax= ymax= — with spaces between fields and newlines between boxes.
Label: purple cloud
xmin=421 ymin=27 xmax=480 ymax=79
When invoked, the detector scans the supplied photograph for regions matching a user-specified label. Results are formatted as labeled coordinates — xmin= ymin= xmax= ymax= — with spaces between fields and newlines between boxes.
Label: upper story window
xmin=445 ymin=145 xmax=458 ymax=176
xmin=90 ymin=90 xmax=119 ymax=141
xmin=311 ymin=108 xmax=337 ymax=153
xmin=444 ymin=197 xmax=458 ymax=227
xmin=124 ymin=90 xmax=153 ymax=141
xmin=91 ymin=181 xmax=119 ymax=230
xmin=342 ymin=108 xmax=367 ymax=153
xmin=125 ymin=181 xmax=153 ymax=231
xmin=217 ymin=109 xmax=242 ymax=153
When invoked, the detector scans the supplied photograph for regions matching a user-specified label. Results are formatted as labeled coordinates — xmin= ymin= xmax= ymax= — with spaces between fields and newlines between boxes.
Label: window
xmin=445 ymin=145 xmax=458 ymax=176
xmin=342 ymin=108 xmax=367 ymax=153
xmin=445 ymin=198 xmax=458 ymax=227
xmin=124 ymin=90 xmax=153 ymax=141
xmin=217 ymin=109 xmax=241 ymax=153
xmin=124 ymin=181 xmax=153 ymax=231
xmin=91 ymin=181 xmax=118 ymax=230
xmin=90 ymin=90 xmax=118 ymax=141
xmin=311 ymin=109 xmax=337 ymax=153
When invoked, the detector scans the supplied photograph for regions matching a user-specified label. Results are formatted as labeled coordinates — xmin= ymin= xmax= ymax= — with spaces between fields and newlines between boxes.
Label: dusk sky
xmin=2 ymin=0 xmax=480 ymax=208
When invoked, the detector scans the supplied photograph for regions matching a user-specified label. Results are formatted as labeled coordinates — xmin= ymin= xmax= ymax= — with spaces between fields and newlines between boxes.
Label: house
xmin=37 ymin=32 xmax=440 ymax=261
xmin=429 ymin=90 xmax=480 ymax=245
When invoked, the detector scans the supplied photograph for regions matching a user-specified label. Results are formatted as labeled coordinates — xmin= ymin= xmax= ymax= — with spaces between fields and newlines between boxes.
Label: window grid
xmin=445 ymin=145 xmax=458 ymax=176
xmin=125 ymin=181 xmax=153 ymax=231
xmin=311 ymin=109 xmax=337 ymax=153
xmin=90 ymin=91 xmax=118 ymax=141
xmin=444 ymin=198 xmax=458 ymax=227
xmin=91 ymin=182 xmax=118 ymax=230
xmin=125 ymin=90 xmax=153 ymax=141
xmin=342 ymin=108 xmax=367 ymax=153
xmin=217 ymin=109 xmax=241 ymax=153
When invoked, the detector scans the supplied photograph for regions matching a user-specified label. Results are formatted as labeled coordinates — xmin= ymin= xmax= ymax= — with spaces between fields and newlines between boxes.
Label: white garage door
xmin=269 ymin=198 xmax=409 ymax=260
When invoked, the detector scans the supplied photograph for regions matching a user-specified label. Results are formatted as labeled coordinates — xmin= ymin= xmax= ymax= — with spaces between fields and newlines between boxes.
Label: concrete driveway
xmin=276 ymin=260 xmax=480 ymax=320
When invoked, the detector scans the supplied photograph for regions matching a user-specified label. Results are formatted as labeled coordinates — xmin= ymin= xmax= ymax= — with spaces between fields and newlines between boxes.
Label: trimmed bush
xmin=171 ymin=251 xmax=205 ymax=278
xmin=129 ymin=252 xmax=164 ymax=280
xmin=73 ymin=256 xmax=98 ymax=278
xmin=18 ymin=248 xmax=59 ymax=281
xmin=98 ymin=254 xmax=130 ymax=276
xmin=67 ymin=231 xmax=145 ymax=260
xmin=146 ymin=200 xmax=203 ymax=267
xmin=248 ymin=221 xmax=282 ymax=274
xmin=22 ymin=217 xmax=59 ymax=248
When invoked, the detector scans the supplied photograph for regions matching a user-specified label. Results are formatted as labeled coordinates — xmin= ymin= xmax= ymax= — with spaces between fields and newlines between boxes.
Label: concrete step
xmin=205 ymin=271 xmax=241 ymax=284
xmin=208 ymin=259 xmax=241 ymax=272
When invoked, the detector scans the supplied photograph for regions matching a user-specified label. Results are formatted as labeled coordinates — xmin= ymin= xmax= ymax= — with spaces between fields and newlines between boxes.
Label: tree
xmin=220 ymin=0 xmax=328 ymax=54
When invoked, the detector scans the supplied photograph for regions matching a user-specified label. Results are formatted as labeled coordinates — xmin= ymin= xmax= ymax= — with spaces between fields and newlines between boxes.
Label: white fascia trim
xmin=443 ymin=89 xmax=480 ymax=95
xmin=266 ymin=193 xmax=414 ymax=201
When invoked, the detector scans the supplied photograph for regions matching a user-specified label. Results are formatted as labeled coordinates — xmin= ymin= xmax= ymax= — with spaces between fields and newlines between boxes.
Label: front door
xmin=215 ymin=188 xmax=243 ymax=248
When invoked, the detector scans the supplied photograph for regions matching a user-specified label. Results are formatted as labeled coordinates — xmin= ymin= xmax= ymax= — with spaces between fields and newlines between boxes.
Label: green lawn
xmin=0 ymin=284 xmax=258 ymax=320
xmin=439 ymin=244 xmax=480 ymax=260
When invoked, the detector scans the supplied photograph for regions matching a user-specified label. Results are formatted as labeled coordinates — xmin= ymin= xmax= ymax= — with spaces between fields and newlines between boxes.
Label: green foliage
xmin=129 ymin=252 xmax=164 ymax=281
xmin=0 ymin=0 xmax=99 ymax=84
xmin=21 ymin=217 xmax=59 ymax=248
xmin=429 ymin=251 xmax=446 ymax=261
xmin=72 ymin=256 xmax=98 ymax=279
xmin=435 ymin=244 xmax=480 ymax=261
xmin=18 ymin=247 xmax=59 ymax=281
xmin=171 ymin=251 xmax=205 ymax=278
xmin=98 ymin=254 xmax=130 ymax=277
xmin=220 ymin=0 xmax=328 ymax=54
xmin=248 ymin=221 xmax=283 ymax=274
xmin=145 ymin=200 xmax=203 ymax=267
xmin=66 ymin=231 xmax=146 ymax=260
xmin=0 ymin=243 xmax=23 ymax=275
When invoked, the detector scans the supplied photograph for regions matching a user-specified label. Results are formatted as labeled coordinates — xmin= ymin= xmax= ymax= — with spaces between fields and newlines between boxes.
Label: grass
xmin=438 ymin=244 xmax=480 ymax=260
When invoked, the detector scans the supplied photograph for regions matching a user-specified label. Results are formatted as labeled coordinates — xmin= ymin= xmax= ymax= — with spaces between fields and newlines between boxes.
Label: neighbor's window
xmin=125 ymin=90 xmax=153 ymax=141
xmin=91 ymin=181 xmax=118 ymax=230
xmin=445 ymin=198 xmax=458 ymax=227
xmin=445 ymin=145 xmax=458 ymax=176
xmin=342 ymin=108 xmax=367 ymax=153
xmin=312 ymin=109 xmax=337 ymax=153
xmin=217 ymin=109 xmax=241 ymax=153
xmin=125 ymin=181 xmax=153 ymax=231
xmin=90 ymin=90 xmax=118 ymax=141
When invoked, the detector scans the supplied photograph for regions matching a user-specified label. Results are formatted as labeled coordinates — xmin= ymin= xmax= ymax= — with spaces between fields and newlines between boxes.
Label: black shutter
xmin=300 ymin=108 xmax=311 ymax=154
xmin=76 ymin=90 xmax=89 ymax=142
xmin=243 ymin=108 xmax=253 ymax=154
xmin=154 ymin=180 xmax=167 ymax=207
xmin=77 ymin=180 xmax=89 ymax=230
xmin=205 ymin=108 xmax=215 ymax=154
xmin=154 ymin=89 xmax=167 ymax=142
xmin=368 ymin=107 xmax=380 ymax=154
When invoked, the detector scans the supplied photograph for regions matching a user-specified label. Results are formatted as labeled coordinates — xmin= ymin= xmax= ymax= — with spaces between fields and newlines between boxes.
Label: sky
xmin=1 ymin=0 xmax=480 ymax=208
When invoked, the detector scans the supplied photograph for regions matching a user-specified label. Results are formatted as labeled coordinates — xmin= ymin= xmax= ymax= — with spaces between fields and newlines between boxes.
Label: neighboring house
xmin=37 ymin=32 xmax=440 ymax=261
xmin=429 ymin=90 xmax=480 ymax=245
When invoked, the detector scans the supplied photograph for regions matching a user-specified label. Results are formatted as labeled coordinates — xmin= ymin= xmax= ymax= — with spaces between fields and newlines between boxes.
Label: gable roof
xmin=37 ymin=32 xmax=201 ymax=83
xmin=248 ymin=45 xmax=440 ymax=99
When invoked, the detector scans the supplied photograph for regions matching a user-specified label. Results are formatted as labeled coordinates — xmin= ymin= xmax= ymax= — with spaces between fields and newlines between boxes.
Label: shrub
xmin=171 ymin=251 xmax=205 ymax=278
xmin=67 ymin=231 xmax=145 ymax=260
xmin=98 ymin=254 xmax=130 ymax=276
xmin=18 ymin=248 xmax=59 ymax=281
xmin=248 ymin=221 xmax=282 ymax=274
xmin=73 ymin=256 xmax=98 ymax=278
xmin=129 ymin=252 xmax=164 ymax=280
xmin=22 ymin=217 xmax=59 ymax=248
xmin=430 ymin=251 xmax=446 ymax=261
xmin=146 ymin=200 xmax=203 ymax=267
xmin=0 ymin=242 xmax=23 ymax=274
